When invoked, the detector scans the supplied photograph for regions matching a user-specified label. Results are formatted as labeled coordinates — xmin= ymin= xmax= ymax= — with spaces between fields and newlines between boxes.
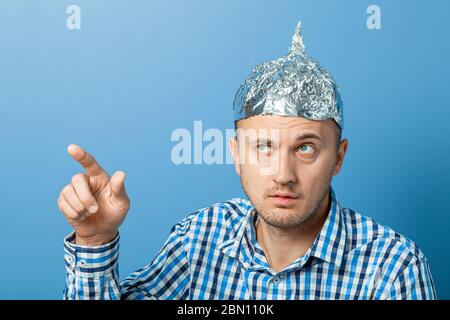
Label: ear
xmin=332 ymin=138 xmax=348 ymax=176
xmin=229 ymin=136 xmax=241 ymax=176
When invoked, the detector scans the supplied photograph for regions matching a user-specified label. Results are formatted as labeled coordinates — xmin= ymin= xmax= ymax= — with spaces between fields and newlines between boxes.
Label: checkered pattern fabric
xmin=63 ymin=186 xmax=436 ymax=299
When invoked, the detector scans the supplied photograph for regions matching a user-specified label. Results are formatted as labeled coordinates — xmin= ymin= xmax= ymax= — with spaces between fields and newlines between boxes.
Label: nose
xmin=272 ymin=151 xmax=297 ymax=185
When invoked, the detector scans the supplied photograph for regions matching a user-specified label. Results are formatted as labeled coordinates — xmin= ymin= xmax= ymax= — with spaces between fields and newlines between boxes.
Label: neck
xmin=255 ymin=190 xmax=331 ymax=273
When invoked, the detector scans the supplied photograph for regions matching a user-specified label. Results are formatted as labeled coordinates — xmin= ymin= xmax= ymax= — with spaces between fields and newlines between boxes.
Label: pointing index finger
xmin=67 ymin=144 xmax=106 ymax=177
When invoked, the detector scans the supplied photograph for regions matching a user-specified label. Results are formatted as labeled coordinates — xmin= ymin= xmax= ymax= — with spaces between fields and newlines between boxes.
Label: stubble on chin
xmin=258 ymin=201 xmax=313 ymax=229
xmin=253 ymin=188 xmax=330 ymax=230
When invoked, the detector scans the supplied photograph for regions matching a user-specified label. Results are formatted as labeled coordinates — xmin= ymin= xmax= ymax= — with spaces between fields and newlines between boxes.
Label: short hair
xmin=336 ymin=127 xmax=342 ymax=149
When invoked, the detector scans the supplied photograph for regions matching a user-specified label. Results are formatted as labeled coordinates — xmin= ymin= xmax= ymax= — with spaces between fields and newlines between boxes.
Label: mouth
xmin=268 ymin=193 xmax=299 ymax=206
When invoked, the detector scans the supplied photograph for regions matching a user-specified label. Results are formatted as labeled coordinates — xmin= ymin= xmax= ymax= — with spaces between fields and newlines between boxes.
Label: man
xmin=58 ymin=22 xmax=436 ymax=299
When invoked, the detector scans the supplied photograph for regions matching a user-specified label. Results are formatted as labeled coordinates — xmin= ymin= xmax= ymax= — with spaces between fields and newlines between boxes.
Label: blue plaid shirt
xmin=63 ymin=186 xmax=436 ymax=299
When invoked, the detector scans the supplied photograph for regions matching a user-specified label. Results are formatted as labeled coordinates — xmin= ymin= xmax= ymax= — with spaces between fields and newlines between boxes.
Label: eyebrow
xmin=294 ymin=132 xmax=322 ymax=141
xmin=247 ymin=132 xmax=322 ymax=144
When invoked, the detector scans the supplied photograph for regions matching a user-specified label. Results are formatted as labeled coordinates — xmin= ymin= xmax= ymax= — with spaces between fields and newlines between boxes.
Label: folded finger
xmin=62 ymin=184 xmax=88 ymax=216
xmin=58 ymin=194 xmax=84 ymax=221
xmin=71 ymin=173 xmax=98 ymax=214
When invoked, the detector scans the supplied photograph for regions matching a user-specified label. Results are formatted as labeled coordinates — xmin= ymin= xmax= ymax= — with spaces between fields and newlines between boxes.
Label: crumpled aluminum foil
xmin=233 ymin=21 xmax=344 ymax=129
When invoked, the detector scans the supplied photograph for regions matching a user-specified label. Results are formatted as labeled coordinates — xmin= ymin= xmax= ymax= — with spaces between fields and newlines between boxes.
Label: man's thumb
xmin=110 ymin=171 xmax=126 ymax=198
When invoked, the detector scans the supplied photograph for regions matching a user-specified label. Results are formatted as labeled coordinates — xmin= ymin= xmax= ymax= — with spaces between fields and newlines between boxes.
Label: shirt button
xmin=78 ymin=259 xmax=87 ymax=267
xmin=273 ymin=276 xmax=280 ymax=285
xmin=66 ymin=255 xmax=74 ymax=263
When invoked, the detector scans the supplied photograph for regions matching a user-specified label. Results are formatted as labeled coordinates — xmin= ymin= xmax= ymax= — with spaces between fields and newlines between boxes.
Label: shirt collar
xmin=217 ymin=186 xmax=346 ymax=271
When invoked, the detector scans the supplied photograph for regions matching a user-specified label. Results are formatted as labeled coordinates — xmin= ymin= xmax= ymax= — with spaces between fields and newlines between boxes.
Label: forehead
xmin=237 ymin=115 xmax=336 ymax=138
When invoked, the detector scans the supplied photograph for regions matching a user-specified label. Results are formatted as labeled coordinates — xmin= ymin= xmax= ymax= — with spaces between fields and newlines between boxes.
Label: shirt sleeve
xmin=384 ymin=257 xmax=437 ymax=300
xmin=63 ymin=222 xmax=191 ymax=300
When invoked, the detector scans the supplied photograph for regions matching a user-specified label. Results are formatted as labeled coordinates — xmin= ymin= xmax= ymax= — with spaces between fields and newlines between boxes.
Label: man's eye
xmin=298 ymin=144 xmax=314 ymax=154
xmin=257 ymin=144 xmax=270 ymax=153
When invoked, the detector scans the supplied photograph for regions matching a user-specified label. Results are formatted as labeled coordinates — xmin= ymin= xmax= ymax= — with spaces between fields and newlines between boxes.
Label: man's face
xmin=230 ymin=115 xmax=348 ymax=229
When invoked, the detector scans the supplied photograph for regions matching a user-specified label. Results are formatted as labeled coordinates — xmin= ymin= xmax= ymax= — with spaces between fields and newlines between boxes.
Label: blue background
xmin=0 ymin=0 xmax=449 ymax=299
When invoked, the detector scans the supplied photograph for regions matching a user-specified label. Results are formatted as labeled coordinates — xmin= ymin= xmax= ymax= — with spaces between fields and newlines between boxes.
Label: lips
xmin=270 ymin=193 xmax=298 ymax=199
xmin=268 ymin=193 xmax=299 ymax=206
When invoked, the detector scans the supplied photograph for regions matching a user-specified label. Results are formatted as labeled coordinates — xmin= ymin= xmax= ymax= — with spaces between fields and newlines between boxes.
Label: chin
xmin=262 ymin=209 xmax=307 ymax=228
xmin=269 ymin=204 xmax=303 ymax=216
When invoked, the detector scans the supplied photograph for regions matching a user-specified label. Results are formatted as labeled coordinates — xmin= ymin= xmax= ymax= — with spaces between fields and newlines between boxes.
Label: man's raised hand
xmin=57 ymin=144 xmax=130 ymax=246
